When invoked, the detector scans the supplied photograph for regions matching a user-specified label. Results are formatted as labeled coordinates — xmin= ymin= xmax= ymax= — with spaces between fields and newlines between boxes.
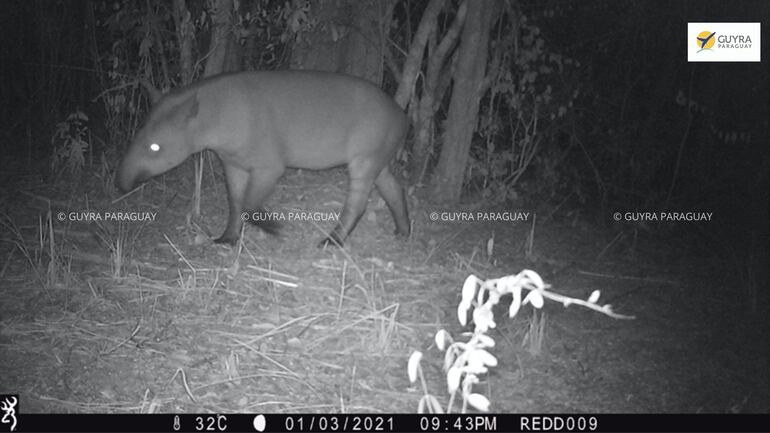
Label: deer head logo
xmin=0 ymin=396 xmax=17 ymax=432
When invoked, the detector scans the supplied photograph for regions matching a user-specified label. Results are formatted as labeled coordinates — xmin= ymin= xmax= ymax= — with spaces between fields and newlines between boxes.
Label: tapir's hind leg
xmin=374 ymin=167 xmax=410 ymax=236
xmin=321 ymin=157 xmax=378 ymax=247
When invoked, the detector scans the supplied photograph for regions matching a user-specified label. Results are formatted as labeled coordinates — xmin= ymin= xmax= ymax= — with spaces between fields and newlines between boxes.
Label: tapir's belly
xmin=277 ymin=121 xmax=354 ymax=168
xmin=206 ymin=99 xmax=374 ymax=170
xmin=214 ymin=121 xmax=353 ymax=171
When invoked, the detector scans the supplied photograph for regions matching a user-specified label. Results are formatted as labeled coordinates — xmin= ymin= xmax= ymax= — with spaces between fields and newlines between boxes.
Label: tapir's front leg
xmin=216 ymin=163 xmax=284 ymax=245
xmin=215 ymin=164 xmax=249 ymax=245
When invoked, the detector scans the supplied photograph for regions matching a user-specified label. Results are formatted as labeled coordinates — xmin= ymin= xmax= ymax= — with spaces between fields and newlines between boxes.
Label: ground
xmin=0 ymin=159 xmax=767 ymax=415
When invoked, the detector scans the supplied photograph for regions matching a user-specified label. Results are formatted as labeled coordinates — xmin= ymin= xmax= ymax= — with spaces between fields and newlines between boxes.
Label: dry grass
xmin=2 ymin=166 xmax=766 ymax=414
xmin=0 ymin=208 xmax=443 ymax=413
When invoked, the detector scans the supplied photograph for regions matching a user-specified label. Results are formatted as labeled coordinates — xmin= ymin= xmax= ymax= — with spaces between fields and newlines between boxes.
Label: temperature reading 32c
xmin=194 ymin=414 xmax=228 ymax=431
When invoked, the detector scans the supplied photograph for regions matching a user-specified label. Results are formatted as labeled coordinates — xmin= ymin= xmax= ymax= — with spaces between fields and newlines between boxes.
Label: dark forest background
xmin=2 ymin=0 xmax=766 ymax=303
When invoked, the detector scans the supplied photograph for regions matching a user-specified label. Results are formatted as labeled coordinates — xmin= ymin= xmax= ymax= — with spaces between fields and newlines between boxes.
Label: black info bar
xmin=8 ymin=414 xmax=769 ymax=433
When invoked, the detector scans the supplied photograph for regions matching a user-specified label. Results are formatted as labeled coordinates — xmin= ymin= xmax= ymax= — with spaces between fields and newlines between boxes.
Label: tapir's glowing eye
xmin=149 ymin=143 xmax=160 ymax=152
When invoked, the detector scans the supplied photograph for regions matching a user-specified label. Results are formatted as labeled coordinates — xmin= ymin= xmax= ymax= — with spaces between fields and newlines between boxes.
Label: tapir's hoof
xmin=214 ymin=235 xmax=238 ymax=246
xmin=318 ymin=236 xmax=344 ymax=248
xmin=394 ymin=228 xmax=410 ymax=237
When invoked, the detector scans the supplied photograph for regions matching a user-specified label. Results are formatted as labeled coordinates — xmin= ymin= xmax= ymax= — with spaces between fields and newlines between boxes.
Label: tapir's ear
xmin=138 ymin=78 xmax=162 ymax=104
xmin=182 ymin=95 xmax=199 ymax=120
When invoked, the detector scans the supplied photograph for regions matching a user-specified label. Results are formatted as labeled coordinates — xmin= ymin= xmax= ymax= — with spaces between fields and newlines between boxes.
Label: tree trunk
xmin=224 ymin=30 xmax=242 ymax=72
xmin=196 ymin=0 xmax=235 ymax=220
xmin=409 ymin=1 xmax=466 ymax=183
xmin=393 ymin=0 xmax=446 ymax=108
xmin=341 ymin=0 xmax=393 ymax=83
xmin=203 ymin=0 xmax=234 ymax=77
xmin=172 ymin=0 xmax=194 ymax=84
xmin=431 ymin=0 xmax=495 ymax=202
xmin=289 ymin=0 xmax=394 ymax=85
xmin=290 ymin=0 xmax=345 ymax=72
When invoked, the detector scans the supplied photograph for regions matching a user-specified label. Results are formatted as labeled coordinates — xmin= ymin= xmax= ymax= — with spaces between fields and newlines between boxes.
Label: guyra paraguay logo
xmin=696 ymin=31 xmax=716 ymax=51
xmin=696 ymin=29 xmax=753 ymax=52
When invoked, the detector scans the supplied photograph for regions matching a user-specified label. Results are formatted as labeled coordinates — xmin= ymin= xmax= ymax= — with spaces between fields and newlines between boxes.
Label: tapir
xmin=116 ymin=70 xmax=410 ymax=246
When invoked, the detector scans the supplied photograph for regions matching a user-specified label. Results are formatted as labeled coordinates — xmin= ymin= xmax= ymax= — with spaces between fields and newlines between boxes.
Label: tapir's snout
xmin=115 ymin=157 xmax=149 ymax=192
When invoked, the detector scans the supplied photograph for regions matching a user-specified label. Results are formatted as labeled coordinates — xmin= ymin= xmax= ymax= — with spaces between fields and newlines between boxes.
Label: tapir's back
xmin=196 ymin=71 xmax=406 ymax=169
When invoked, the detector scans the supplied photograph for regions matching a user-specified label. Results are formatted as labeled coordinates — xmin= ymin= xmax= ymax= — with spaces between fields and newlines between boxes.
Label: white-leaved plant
xmin=408 ymin=269 xmax=634 ymax=413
